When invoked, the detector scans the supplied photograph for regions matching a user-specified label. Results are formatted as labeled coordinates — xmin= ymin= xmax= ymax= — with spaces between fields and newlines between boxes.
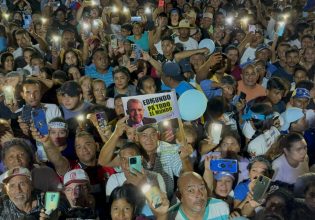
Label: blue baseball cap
xmin=214 ymin=172 xmax=235 ymax=181
xmin=162 ymin=62 xmax=184 ymax=81
xmin=242 ymin=109 xmax=274 ymax=121
xmin=292 ymin=88 xmax=310 ymax=99
xmin=280 ymin=107 xmax=305 ymax=131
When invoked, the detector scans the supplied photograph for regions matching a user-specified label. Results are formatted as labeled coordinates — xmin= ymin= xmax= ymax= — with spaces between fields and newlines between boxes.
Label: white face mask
xmin=242 ymin=121 xmax=256 ymax=139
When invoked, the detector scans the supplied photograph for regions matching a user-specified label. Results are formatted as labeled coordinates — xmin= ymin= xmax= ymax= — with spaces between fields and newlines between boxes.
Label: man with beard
xmin=0 ymin=167 xmax=44 ymax=219
xmin=168 ymin=172 xmax=229 ymax=219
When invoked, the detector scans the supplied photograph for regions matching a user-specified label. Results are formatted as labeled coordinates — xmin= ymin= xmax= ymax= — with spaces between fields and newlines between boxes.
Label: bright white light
xmin=77 ymin=115 xmax=85 ymax=121
xmin=163 ymin=120 xmax=169 ymax=127
xmin=123 ymin=6 xmax=129 ymax=13
xmin=41 ymin=17 xmax=47 ymax=24
xmin=112 ymin=6 xmax=118 ymax=13
xmin=145 ymin=7 xmax=151 ymax=14
xmin=226 ymin=17 xmax=233 ymax=25
xmin=141 ymin=184 xmax=151 ymax=193
xmin=52 ymin=35 xmax=60 ymax=42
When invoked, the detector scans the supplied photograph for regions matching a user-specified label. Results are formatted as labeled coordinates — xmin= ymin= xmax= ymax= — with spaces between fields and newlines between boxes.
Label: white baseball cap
xmin=63 ymin=169 xmax=90 ymax=186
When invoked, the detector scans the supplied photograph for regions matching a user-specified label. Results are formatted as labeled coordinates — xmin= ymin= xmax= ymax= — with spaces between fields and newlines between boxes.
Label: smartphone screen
xmin=110 ymin=35 xmax=118 ymax=49
xmin=45 ymin=192 xmax=60 ymax=215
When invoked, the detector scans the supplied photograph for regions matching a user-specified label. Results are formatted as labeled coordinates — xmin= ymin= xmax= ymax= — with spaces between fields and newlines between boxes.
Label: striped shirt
xmin=169 ymin=198 xmax=230 ymax=220
xmin=143 ymin=141 xmax=182 ymax=198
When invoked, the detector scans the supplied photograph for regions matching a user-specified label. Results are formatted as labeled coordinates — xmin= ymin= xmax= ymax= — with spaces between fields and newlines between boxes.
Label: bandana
xmin=49 ymin=122 xmax=67 ymax=129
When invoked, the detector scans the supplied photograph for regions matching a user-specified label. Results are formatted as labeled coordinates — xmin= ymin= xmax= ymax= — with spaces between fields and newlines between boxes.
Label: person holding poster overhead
xmin=126 ymin=98 xmax=157 ymax=127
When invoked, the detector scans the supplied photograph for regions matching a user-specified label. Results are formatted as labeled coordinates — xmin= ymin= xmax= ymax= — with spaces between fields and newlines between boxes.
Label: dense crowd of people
xmin=0 ymin=0 xmax=314 ymax=219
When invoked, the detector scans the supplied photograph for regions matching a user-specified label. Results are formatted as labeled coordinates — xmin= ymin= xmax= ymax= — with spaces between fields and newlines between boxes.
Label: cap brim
xmin=136 ymin=123 xmax=158 ymax=133
xmin=64 ymin=179 xmax=89 ymax=186
xmin=3 ymin=174 xmax=31 ymax=184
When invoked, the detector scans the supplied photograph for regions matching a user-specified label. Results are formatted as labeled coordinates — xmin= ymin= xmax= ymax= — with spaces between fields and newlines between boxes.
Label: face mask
xmin=242 ymin=121 xmax=256 ymax=139
xmin=0 ymin=36 xmax=7 ymax=52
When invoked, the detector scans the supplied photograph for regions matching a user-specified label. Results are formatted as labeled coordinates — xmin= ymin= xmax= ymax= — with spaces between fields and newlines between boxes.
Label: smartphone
xmin=31 ymin=65 xmax=40 ymax=76
xmin=23 ymin=14 xmax=32 ymax=29
xmin=52 ymin=38 xmax=61 ymax=51
xmin=128 ymin=156 xmax=142 ymax=174
xmin=210 ymin=159 xmax=238 ymax=173
xmin=214 ymin=46 xmax=222 ymax=53
xmin=239 ymin=92 xmax=246 ymax=101
xmin=248 ymin=25 xmax=256 ymax=33
xmin=21 ymin=105 xmax=32 ymax=123
xmin=110 ymin=34 xmax=118 ymax=49
xmin=3 ymin=86 xmax=15 ymax=103
xmin=131 ymin=44 xmax=141 ymax=63
xmin=143 ymin=185 xmax=162 ymax=208
xmin=31 ymin=108 xmax=49 ymax=136
xmin=45 ymin=192 xmax=60 ymax=215
xmin=211 ymin=123 xmax=222 ymax=145
xmin=252 ymin=175 xmax=271 ymax=202
xmin=96 ymin=112 xmax=107 ymax=129
xmin=158 ymin=0 xmax=165 ymax=7
xmin=277 ymin=22 xmax=285 ymax=37
xmin=131 ymin=16 xmax=142 ymax=22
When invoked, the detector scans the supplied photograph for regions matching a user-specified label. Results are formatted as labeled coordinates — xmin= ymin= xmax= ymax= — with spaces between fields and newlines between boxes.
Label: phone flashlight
xmin=41 ymin=17 xmax=47 ymax=24
xmin=77 ymin=115 xmax=85 ymax=121
xmin=163 ymin=120 xmax=170 ymax=127
xmin=52 ymin=35 xmax=60 ymax=42
xmin=123 ymin=6 xmax=129 ymax=13
xmin=145 ymin=7 xmax=151 ymax=14
xmin=82 ymin=22 xmax=90 ymax=31
xmin=282 ymin=13 xmax=289 ymax=21
xmin=92 ymin=19 xmax=99 ymax=28
xmin=2 ymin=13 xmax=9 ymax=20
xmin=241 ymin=17 xmax=248 ymax=25
xmin=112 ymin=6 xmax=118 ymax=13
xmin=226 ymin=17 xmax=233 ymax=25
xmin=141 ymin=183 xmax=151 ymax=194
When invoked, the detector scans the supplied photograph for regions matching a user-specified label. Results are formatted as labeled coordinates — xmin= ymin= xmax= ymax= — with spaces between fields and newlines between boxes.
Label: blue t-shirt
xmin=127 ymin=31 xmax=149 ymax=52
xmin=234 ymin=179 xmax=250 ymax=201
xmin=85 ymin=64 xmax=114 ymax=86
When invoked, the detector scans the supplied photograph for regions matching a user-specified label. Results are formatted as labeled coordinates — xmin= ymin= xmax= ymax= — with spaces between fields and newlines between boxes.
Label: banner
xmin=122 ymin=91 xmax=180 ymax=128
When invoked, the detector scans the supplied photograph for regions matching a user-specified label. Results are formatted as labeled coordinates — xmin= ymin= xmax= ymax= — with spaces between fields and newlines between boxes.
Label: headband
xmin=49 ymin=122 xmax=68 ymax=129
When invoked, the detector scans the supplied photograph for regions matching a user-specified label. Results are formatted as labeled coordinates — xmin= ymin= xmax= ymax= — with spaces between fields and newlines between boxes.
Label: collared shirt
xmin=0 ymin=191 xmax=44 ymax=219
xmin=169 ymin=198 xmax=229 ymax=220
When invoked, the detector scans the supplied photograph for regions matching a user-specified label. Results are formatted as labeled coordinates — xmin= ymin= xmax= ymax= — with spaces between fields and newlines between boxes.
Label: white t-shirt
xmin=272 ymin=154 xmax=309 ymax=185
xmin=106 ymin=170 xmax=166 ymax=196
xmin=240 ymin=46 xmax=256 ymax=64
xmin=247 ymin=126 xmax=280 ymax=157
xmin=174 ymin=37 xmax=198 ymax=51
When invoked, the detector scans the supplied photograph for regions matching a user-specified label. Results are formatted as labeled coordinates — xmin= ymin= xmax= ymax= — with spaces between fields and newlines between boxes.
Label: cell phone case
xmin=129 ymin=156 xmax=142 ymax=174
xmin=210 ymin=159 xmax=238 ymax=173
xmin=253 ymin=176 xmax=271 ymax=202
xmin=32 ymin=108 xmax=49 ymax=135
xmin=96 ymin=112 xmax=107 ymax=129
xmin=21 ymin=105 xmax=33 ymax=123
xmin=45 ymin=192 xmax=60 ymax=215
xmin=277 ymin=23 xmax=285 ymax=37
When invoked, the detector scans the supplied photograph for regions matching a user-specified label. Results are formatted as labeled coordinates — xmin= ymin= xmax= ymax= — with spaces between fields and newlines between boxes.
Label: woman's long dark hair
xmin=109 ymin=184 xmax=145 ymax=219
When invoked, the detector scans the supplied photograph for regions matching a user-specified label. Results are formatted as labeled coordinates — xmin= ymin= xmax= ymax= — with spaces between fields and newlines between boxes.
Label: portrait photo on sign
xmin=122 ymin=91 xmax=180 ymax=128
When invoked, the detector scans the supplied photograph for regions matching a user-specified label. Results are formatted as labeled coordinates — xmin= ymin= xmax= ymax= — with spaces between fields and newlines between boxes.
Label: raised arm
xmin=196 ymin=53 xmax=222 ymax=83
xmin=98 ymin=116 xmax=128 ymax=166
xmin=31 ymin=127 xmax=69 ymax=176
xmin=174 ymin=48 xmax=209 ymax=62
